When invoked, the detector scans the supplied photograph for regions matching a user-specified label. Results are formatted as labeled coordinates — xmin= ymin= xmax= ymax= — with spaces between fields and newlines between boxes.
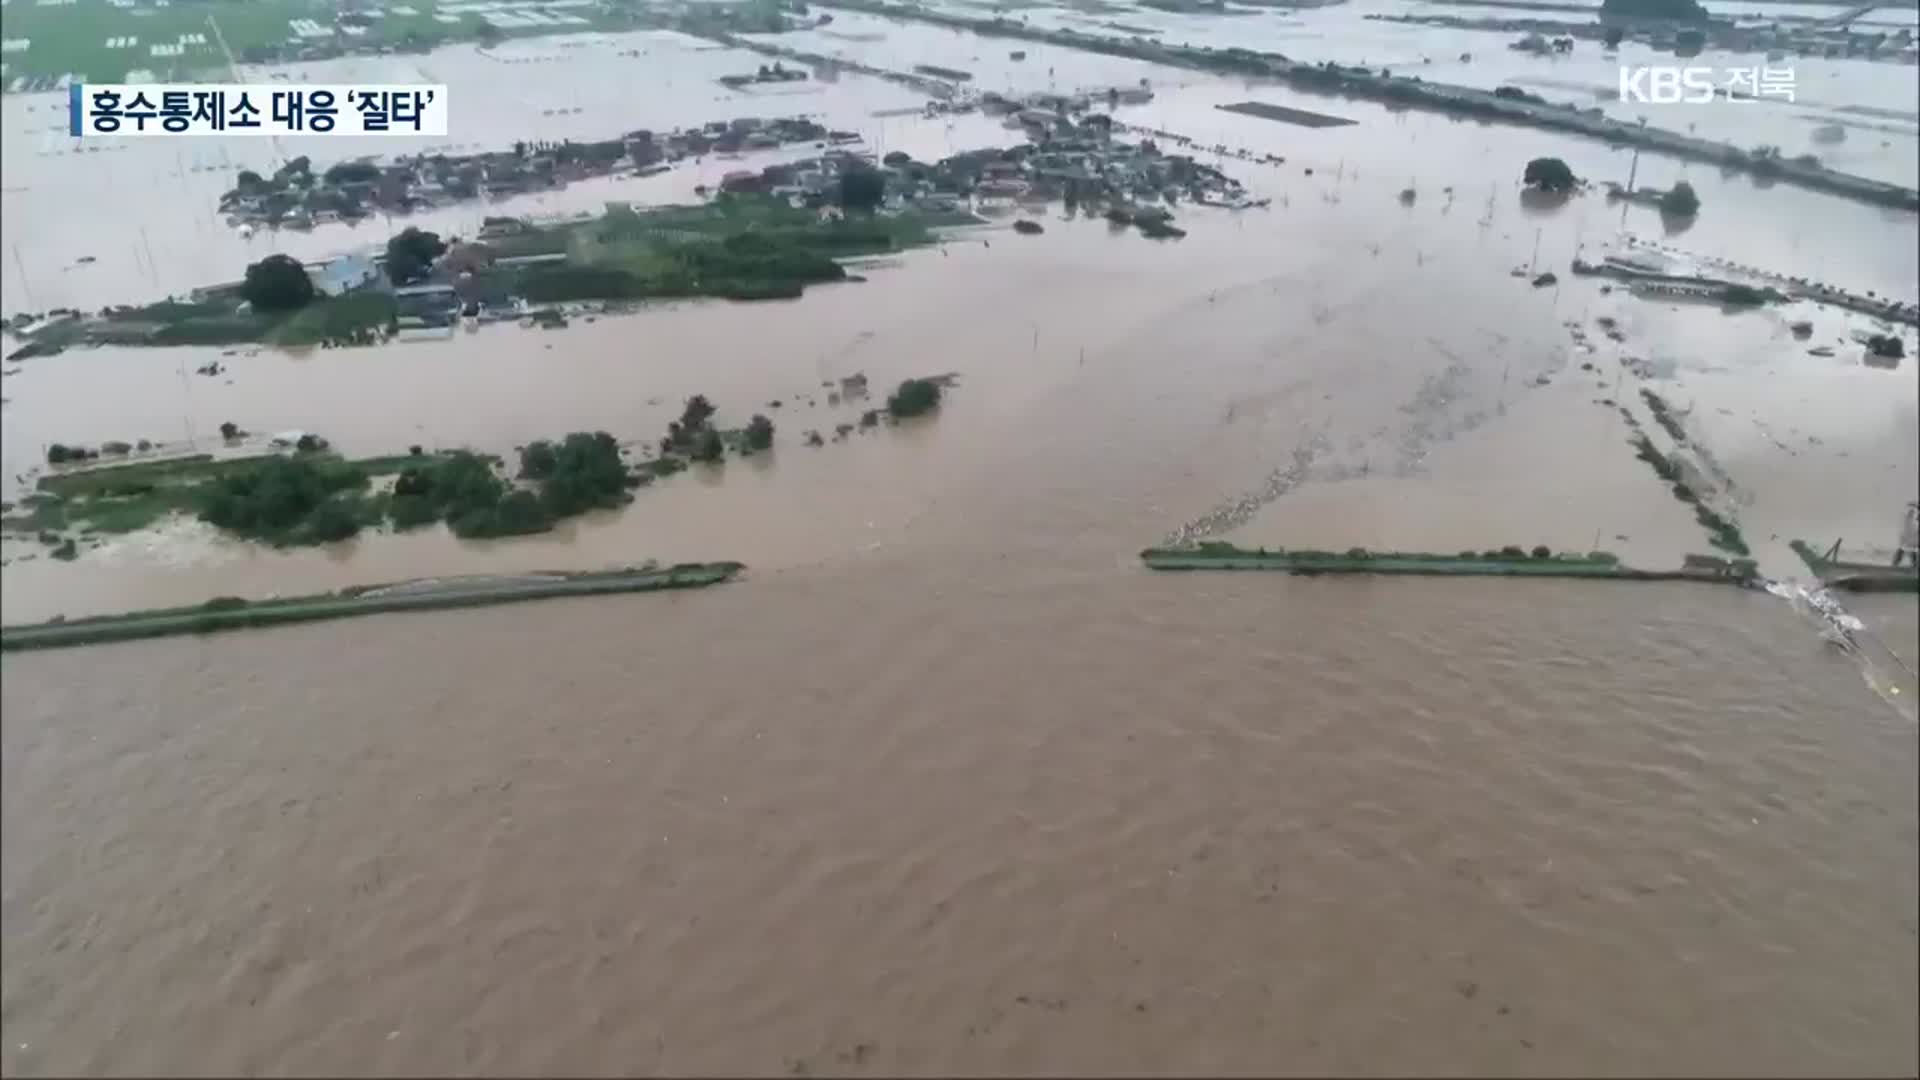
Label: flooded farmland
xmin=2 ymin=0 xmax=1916 ymax=1074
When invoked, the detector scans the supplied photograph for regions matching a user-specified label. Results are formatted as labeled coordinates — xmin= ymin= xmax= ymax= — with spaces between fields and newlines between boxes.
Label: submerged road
xmin=820 ymin=0 xmax=1920 ymax=213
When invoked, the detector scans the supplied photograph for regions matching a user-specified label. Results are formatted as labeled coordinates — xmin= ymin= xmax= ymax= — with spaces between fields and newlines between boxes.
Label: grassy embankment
xmin=0 ymin=563 xmax=745 ymax=652
xmin=16 ymin=196 xmax=975 ymax=349
xmin=492 ymin=196 xmax=973 ymax=303
xmin=1623 ymin=390 xmax=1751 ymax=557
xmin=1789 ymin=539 xmax=1920 ymax=593
xmin=21 ymin=291 xmax=401 ymax=350
xmin=1141 ymin=542 xmax=1759 ymax=583
xmin=1 ymin=449 xmax=455 ymax=544
xmin=2 ymin=415 xmax=794 ymax=557
xmin=2 ymin=440 xmax=636 ymax=554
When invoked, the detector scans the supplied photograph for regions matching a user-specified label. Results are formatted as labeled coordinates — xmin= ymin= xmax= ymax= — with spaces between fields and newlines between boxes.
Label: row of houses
xmin=713 ymin=102 xmax=1246 ymax=215
xmin=219 ymin=115 xmax=839 ymax=230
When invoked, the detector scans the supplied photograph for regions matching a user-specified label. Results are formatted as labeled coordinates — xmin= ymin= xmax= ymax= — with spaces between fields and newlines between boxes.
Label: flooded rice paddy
xmin=2 ymin=3 xmax=1916 ymax=1074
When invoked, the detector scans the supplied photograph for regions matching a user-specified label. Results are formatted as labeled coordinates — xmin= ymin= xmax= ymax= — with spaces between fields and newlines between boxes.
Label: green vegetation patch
xmin=887 ymin=377 xmax=943 ymax=417
xmin=1627 ymin=431 xmax=1749 ymax=556
xmin=1639 ymin=388 xmax=1688 ymax=445
xmin=1145 ymin=543 xmax=1625 ymax=568
xmin=19 ymin=195 xmax=960 ymax=354
xmin=5 ymin=453 xmax=268 ymax=536
xmin=496 ymin=195 xmax=946 ymax=305
xmin=267 ymin=291 xmax=397 ymax=346
xmin=388 ymin=432 xmax=634 ymax=539
xmin=25 ymin=288 xmax=390 ymax=350
xmin=197 ymin=454 xmax=376 ymax=545
xmin=0 ymin=447 xmax=501 ymax=544
xmin=1140 ymin=543 xmax=1758 ymax=584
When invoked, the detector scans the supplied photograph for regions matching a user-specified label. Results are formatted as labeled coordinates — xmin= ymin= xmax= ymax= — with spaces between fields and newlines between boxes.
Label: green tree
xmin=1599 ymin=0 xmax=1706 ymax=20
xmin=540 ymin=431 xmax=628 ymax=516
xmin=690 ymin=428 xmax=725 ymax=463
xmin=323 ymin=160 xmax=381 ymax=185
xmin=837 ymin=166 xmax=887 ymax=213
xmin=430 ymin=452 xmax=507 ymax=517
xmin=198 ymin=456 xmax=367 ymax=542
xmin=1522 ymin=157 xmax=1577 ymax=193
xmin=384 ymin=227 xmax=449 ymax=285
xmin=1659 ymin=180 xmax=1700 ymax=217
xmin=679 ymin=394 xmax=717 ymax=433
xmin=301 ymin=499 xmax=363 ymax=543
xmin=745 ymin=414 xmax=775 ymax=450
xmin=520 ymin=439 xmax=558 ymax=479
xmin=240 ymin=254 xmax=316 ymax=313
xmin=392 ymin=466 xmax=434 ymax=497
xmin=886 ymin=377 xmax=942 ymax=417
xmin=488 ymin=490 xmax=555 ymax=536
xmin=389 ymin=494 xmax=440 ymax=530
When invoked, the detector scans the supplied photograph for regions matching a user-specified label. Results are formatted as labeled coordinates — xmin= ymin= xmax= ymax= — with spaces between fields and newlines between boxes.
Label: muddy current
xmin=3 ymin=12 xmax=1919 ymax=1077
xmin=5 ymin=249 xmax=1917 ymax=1072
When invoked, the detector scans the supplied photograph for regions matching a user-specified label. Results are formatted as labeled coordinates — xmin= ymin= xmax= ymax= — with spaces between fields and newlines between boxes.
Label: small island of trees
xmin=1659 ymin=180 xmax=1701 ymax=217
xmin=887 ymin=377 xmax=943 ymax=418
xmin=1522 ymin=157 xmax=1579 ymax=194
xmin=196 ymin=429 xmax=644 ymax=545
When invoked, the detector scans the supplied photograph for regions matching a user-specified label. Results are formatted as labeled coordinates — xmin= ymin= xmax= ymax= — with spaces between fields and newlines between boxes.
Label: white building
xmin=304 ymin=253 xmax=379 ymax=296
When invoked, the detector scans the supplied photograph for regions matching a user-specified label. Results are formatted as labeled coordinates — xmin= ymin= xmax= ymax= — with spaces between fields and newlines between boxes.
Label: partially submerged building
xmin=304 ymin=252 xmax=380 ymax=297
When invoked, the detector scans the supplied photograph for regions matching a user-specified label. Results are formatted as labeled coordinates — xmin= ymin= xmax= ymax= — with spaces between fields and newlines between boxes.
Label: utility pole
xmin=139 ymin=226 xmax=158 ymax=284
xmin=10 ymin=244 xmax=35 ymax=309
xmin=1619 ymin=129 xmax=1644 ymax=232
xmin=208 ymin=14 xmax=284 ymax=166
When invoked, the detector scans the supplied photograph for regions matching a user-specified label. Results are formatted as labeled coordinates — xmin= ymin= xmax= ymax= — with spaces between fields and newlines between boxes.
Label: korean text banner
xmin=69 ymin=84 xmax=448 ymax=137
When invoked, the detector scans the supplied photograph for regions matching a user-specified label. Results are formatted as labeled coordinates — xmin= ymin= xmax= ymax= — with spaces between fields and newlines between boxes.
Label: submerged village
xmin=11 ymin=97 xmax=1251 ymax=352
xmin=208 ymin=87 xmax=1246 ymax=234
xmin=0 ymin=95 xmax=1266 ymax=621
xmin=0 ymin=0 xmax=1916 ymax=646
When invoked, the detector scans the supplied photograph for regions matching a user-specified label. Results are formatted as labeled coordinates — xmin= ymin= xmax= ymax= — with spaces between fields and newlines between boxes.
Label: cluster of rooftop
xmin=216 ymin=115 xmax=851 ymax=230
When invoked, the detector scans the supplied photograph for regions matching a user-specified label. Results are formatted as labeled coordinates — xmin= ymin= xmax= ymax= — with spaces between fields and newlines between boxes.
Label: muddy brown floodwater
xmin=3 ymin=8 xmax=1917 ymax=1075
xmin=4 ymin=238 xmax=1917 ymax=1071
xmin=4 ymin=561 xmax=1917 ymax=1076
